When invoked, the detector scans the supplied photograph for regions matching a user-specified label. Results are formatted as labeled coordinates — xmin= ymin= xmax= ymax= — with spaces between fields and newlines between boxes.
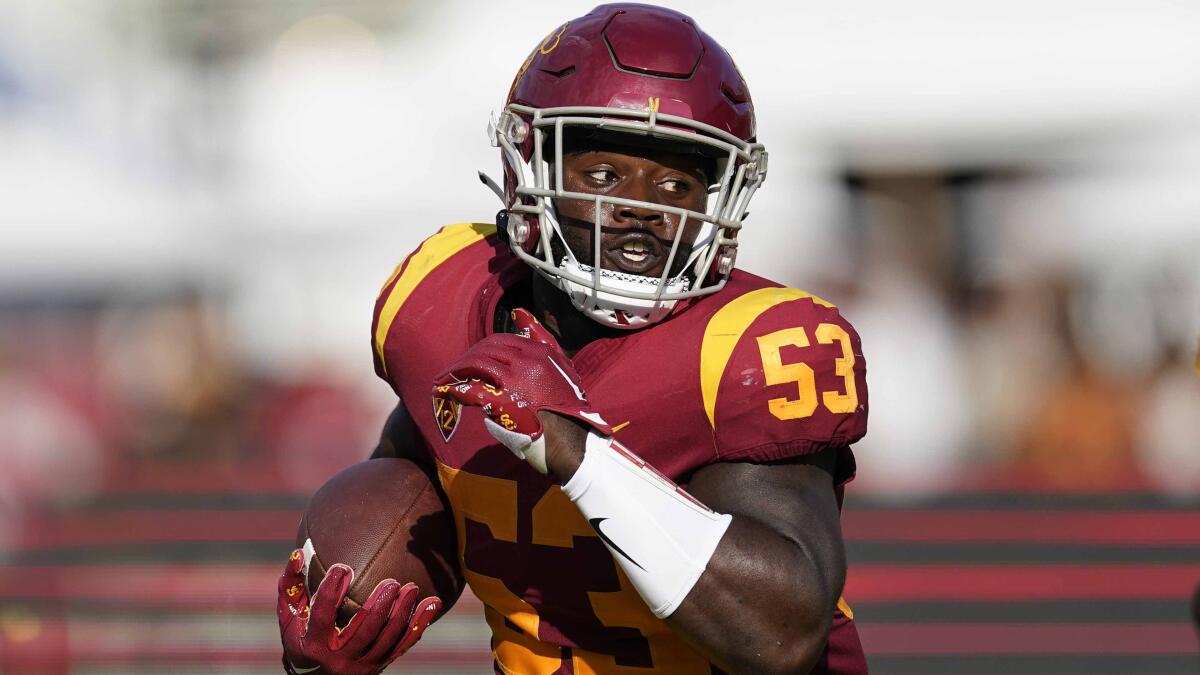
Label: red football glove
xmin=277 ymin=548 xmax=440 ymax=675
xmin=432 ymin=308 xmax=612 ymax=473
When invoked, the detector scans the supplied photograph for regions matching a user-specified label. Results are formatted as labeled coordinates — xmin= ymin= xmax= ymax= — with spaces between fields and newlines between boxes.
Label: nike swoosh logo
xmin=588 ymin=518 xmax=646 ymax=571
xmin=547 ymin=355 xmax=586 ymax=401
xmin=289 ymin=661 xmax=322 ymax=674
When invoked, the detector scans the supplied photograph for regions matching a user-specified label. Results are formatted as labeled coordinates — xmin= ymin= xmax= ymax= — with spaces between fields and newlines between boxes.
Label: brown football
xmin=295 ymin=457 xmax=462 ymax=625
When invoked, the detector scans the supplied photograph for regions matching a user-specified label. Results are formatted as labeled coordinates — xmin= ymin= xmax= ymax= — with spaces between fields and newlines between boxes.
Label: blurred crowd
xmin=0 ymin=292 xmax=386 ymax=545
xmin=829 ymin=173 xmax=1200 ymax=498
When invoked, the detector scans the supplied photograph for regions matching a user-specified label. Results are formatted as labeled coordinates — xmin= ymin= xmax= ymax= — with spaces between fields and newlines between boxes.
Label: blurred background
xmin=1 ymin=0 xmax=1197 ymax=672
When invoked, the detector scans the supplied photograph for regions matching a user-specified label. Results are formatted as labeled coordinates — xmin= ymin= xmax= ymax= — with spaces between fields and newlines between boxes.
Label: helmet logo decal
xmin=509 ymin=22 xmax=570 ymax=99
xmin=647 ymin=97 xmax=660 ymax=113
xmin=538 ymin=22 xmax=569 ymax=56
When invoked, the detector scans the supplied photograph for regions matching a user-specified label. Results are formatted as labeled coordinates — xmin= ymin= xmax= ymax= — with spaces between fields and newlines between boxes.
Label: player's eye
xmin=584 ymin=168 xmax=617 ymax=184
xmin=659 ymin=177 xmax=691 ymax=196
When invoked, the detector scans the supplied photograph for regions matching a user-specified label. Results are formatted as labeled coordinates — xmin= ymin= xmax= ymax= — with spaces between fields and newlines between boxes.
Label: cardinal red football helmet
xmin=486 ymin=3 xmax=767 ymax=328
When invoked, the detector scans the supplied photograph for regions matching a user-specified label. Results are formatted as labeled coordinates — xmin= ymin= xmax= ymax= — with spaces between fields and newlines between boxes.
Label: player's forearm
xmin=540 ymin=411 xmax=590 ymax=475
xmin=542 ymin=415 xmax=844 ymax=667
xmin=542 ymin=417 xmax=839 ymax=673
xmin=664 ymin=516 xmax=836 ymax=674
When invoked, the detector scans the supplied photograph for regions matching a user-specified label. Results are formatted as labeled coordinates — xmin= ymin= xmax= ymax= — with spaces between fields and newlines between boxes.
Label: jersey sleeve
xmin=699 ymin=287 xmax=868 ymax=470
xmin=370 ymin=252 xmax=415 ymax=393
xmin=369 ymin=222 xmax=501 ymax=394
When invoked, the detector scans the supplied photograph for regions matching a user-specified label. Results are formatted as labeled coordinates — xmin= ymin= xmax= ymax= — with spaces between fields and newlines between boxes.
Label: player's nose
xmin=615 ymin=202 xmax=662 ymax=226
xmin=614 ymin=178 xmax=665 ymax=228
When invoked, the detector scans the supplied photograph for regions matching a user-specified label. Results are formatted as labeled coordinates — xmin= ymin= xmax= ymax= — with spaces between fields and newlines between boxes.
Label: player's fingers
xmin=307 ymin=563 xmax=353 ymax=636
xmin=432 ymin=366 xmax=491 ymax=389
xmin=483 ymin=406 xmax=541 ymax=437
xmin=511 ymin=308 xmax=559 ymax=347
xmin=438 ymin=384 xmax=541 ymax=438
xmin=335 ymin=579 xmax=400 ymax=656
xmin=390 ymin=595 xmax=442 ymax=658
xmin=433 ymin=379 xmax=504 ymax=408
xmin=361 ymin=582 xmax=422 ymax=664
xmin=277 ymin=548 xmax=305 ymax=591
xmin=276 ymin=577 xmax=308 ymax=619
xmin=433 ymin=357 xmax=509 ymax=387
xmin=277 ymin=549 xmax=309 ymax=617
xmin=282 ymin=548 xmax=305 ymax=578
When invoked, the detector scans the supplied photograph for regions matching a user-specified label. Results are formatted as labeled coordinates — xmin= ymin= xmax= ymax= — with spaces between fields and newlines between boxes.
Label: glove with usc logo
xmin=276 ymin=548 xmax=440 ymax=675
xmin=432 ymin=308 xmax=612 ymax=474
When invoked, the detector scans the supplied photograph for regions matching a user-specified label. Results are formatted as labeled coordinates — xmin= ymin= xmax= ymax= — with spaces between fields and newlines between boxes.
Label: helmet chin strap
xmin=554 ymin=258 xmax=688 ymax=329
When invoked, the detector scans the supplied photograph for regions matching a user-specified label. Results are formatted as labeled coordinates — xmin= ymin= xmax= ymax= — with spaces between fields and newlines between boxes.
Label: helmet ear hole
xmin=704 ymin=246 xmax=737 ymax=284
xmin=503 ymin=211 xmax=541 ymax=255
xmin=717 ymin=249 xmax=736 ymax=276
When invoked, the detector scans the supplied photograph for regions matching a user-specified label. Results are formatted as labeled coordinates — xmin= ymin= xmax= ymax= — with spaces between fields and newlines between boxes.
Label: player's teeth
xmin=616 ymin=240 xmax=651 ymax=264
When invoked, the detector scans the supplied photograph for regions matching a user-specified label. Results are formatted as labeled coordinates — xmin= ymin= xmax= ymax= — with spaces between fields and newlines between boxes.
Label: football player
xmin=277 ymin=4 xmax=869 ymax=674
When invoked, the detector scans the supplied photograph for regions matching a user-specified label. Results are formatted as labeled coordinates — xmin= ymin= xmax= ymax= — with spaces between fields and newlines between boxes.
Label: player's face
xmin=554 ymin=144 xmax=709 ymax=279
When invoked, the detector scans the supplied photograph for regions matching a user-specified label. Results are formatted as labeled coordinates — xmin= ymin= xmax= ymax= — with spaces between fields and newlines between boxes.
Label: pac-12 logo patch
xmin=432 ymin=390 xmax=462 ymax=442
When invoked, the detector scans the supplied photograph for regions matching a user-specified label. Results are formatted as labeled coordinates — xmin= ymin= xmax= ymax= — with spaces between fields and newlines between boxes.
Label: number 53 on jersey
xmin=757 ymin=322 xmax=858 ymax=420
xmin=700 ymin=287 xmax=867 ymax=460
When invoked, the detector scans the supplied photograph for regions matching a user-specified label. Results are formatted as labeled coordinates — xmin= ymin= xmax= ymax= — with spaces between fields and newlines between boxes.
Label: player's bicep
xmin=688 ymin=451 xmax=842 ymax=541
xmin=687 ymin=450 xmax=847 ymax=594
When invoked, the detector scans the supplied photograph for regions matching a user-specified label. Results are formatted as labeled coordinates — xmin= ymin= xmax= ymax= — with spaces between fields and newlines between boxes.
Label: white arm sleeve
xmin=561 ymin=430 xmax=732 ymax=618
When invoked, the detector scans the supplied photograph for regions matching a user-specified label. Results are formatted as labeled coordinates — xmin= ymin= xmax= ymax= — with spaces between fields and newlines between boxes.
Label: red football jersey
xmin=373 ymin=223 xmax=869 ymax=674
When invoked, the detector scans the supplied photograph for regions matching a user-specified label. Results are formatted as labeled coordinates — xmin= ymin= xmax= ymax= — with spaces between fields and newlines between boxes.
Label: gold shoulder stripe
xmin=700 ymin=287 xmax=835 ymax=429
xmin=374 ymin=223 xmax=497 ymax=375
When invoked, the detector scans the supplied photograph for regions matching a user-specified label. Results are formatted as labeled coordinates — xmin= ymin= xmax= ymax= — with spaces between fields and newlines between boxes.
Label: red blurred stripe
xmin=0 ymin=599 xmax=493 ymax=669
xmin=0 ymin=564 xmax=281 ymax=608
xmin=0 ymin=564 xmax=485 ymax=611
xmin=843 ymin=510 xmax=1200 ymax=545
xmin=105 ymin=462 xmax=303 ymax=493
xmin=859 ymin=622 xmax=1198 ymax=654
xmin=12 ymin=511 xmax=301 ymax=550
xmin=7 ymin=562 xmax=1190 ymax=604
xmin=5 ymin=644 xmax=491 ymax=667
xmin=20 ymin=508 xmax=1195 ymax=549
xmin=846 ymin=564 xmax=1197 ymax=601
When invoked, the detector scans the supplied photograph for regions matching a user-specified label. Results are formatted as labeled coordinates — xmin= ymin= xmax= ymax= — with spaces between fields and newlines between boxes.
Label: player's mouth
xmin=604 ymin=231 xmax=667 ymax=275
